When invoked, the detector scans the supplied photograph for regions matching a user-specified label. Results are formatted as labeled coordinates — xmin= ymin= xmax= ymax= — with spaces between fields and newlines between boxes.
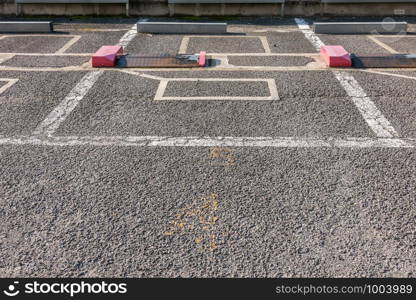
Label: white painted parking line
xmin=118 ymin=24 xmax=139 ymax=48
xmin=0 ymin=54 xmax=14 ymax=64
xmin=32 ymin=70 xmax=104 ymax=137
xmin=367 ymin=35 xmax=416 ymax=54
xmin=153 ymin=78 xmax=279 ymax=101
xmin=0 ymin=52 xmax=92 ymax=56
xmin=0 ymin=78 xmax=18 ymax=95
xmin=0 ymin=135 xmax=414 ymax=148
xmin=179 ymin=36 xmax=190 ymax=54
xmin=367 ymin=35 xmax=398 ymax=54
xmin=0 ymin=34 xmax=83 ymax=54
xmin=178 ymin=35 xmax=271 ymax=54
xmin=295 ymin=18 xmax=402 ymax=140
xmin=333 ymin=70 xmax=399 ymax=138
xmin=259 ymin=36 xmax=271 ymax=53
xmin=361 ymin=69 xmax=416 ymax=80
xmin=294 ymin=18 xmax=324 ymax=50
xmin=116 ymin=70 xmax=279 ymax=101
xmin=31 ymin=24 xmax=138 ymax=137
xmin=55 ymin=35 xmax=82 ymax=54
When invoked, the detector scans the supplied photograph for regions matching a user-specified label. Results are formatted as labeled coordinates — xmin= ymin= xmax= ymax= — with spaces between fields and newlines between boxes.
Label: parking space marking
xmin=208 ymin=54 xmax=324 ymax=70
xmin=259 ymin=36 xmax=271 ymax=53
xmin=333 ymin=70 xmax=399 ymax=138
xmin=55 ymin=35 xmax=82 ymax=54
xmin=117 ymin=70 xmax=279 ymax=101
xmin=295 ymin=19 xmax=324 ymax=50
xmin=32 ymin=70 xmax=104 ymax=137
xmin=0 ymin=52 xmax=92 ymax=56
xmin=0 ymin=135 xmax=414 ymax=148
xmin=0 ymin=54 xmax=14 ymax=64
xmin=179 ymin=37 xmax=190 ymax=54
xmin=361 ymin=69 xmax=416 ymax=80
xmin=154 ymin=78 xmax=279 ymax=101
xmin=0 ymin=78 xmax=18 ymax=95
xmin=1 ymin=34 xmax=82 ymax=51
xmin=118 ymin=25 xmax=139 ymax=48
xmin=295 ymin=18 xmax=402 ymax=140
xmin=0 ymin=66 xmax=89 ymax=72
xmin=367 ymin=35 xmax=416 ymax=54
xmin=117 ymin=69 xmax=165 ymax=81
xmin=367 ymin=36 xmax=398 ymax=54
xmin=0 ymin=23 xmax=415 ymax=150
xmin=178 ymin=35 xmax=271 ymax=54
xmin=31 ymin=24 xmax=138 ymax=137
xmin=2 ymin=64 xmax=416 ymax=73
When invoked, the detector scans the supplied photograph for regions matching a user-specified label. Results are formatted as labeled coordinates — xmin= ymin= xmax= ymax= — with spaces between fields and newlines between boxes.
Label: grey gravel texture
xmin=187 ymin=37 xmax=266 ymax=54
xmin=56 ymin=70 xmax=373 ymax=138
xmin=163 ymin=80 xmax=270 ymax=97
xmin=0 ymin=71 xmax=87 ymax=136
xmin=0 ymin=55 xmax=89 ymax=67
xmin=0 ymin=36 xmax=74 ymax=53
xmin=228 ymin=55 xmax=315 ymax=66
xmin=317 ymin=34 xmax=392 ymax=55
xmin=125 ymin=34 xmax=185 ymax=55
xmin=64 ymin=31 xmax=127 ymax=53
xmin=376 ymin=36 xmax=416 ymax=54
xmin=1 ymin=146 xmax=415 ymax=277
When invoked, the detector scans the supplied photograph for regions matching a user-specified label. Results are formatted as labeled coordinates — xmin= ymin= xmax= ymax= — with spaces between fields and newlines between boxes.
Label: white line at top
xmin=32 ymin=24 xmax=138 ymax=137
xmin=294 ymin=18 xmax=400 ymax=139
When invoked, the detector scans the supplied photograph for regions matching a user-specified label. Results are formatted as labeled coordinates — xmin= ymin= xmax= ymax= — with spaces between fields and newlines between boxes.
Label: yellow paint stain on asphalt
xmin=163 ymin=193 xmax=220 ymax=252
xmin=209 ymin=147 xmax=236 ymax=167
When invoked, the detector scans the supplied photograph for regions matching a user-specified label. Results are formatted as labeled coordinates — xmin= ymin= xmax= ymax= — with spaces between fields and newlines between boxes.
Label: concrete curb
xmin=0 ymin=21 xmax=53 ymax=33
xmin=313 ymin=22 xmax=407 ymax=34
xmin=137 ymin=21 xmax=227 ymax=34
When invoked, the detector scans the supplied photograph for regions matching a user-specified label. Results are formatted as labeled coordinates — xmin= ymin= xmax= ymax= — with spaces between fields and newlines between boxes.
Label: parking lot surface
xmin=0 ymin=17 xmax=415 ymax=277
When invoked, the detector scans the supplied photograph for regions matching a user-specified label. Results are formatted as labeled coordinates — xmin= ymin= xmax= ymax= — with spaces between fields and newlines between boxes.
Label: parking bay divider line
xmin=31 ymin=23 xmax=138 ymax=137
xmin=295 ymin=18 xmax=403 ymax=141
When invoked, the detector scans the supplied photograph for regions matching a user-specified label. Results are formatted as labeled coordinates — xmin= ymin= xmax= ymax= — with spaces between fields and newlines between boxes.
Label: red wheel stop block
xmin=92 ymin=45 xmax=123 ymax=67
xmin=320 ymin=45 xmax=352 ymax=68
xmin=198 ymin=51 xmax=206 ymax=67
